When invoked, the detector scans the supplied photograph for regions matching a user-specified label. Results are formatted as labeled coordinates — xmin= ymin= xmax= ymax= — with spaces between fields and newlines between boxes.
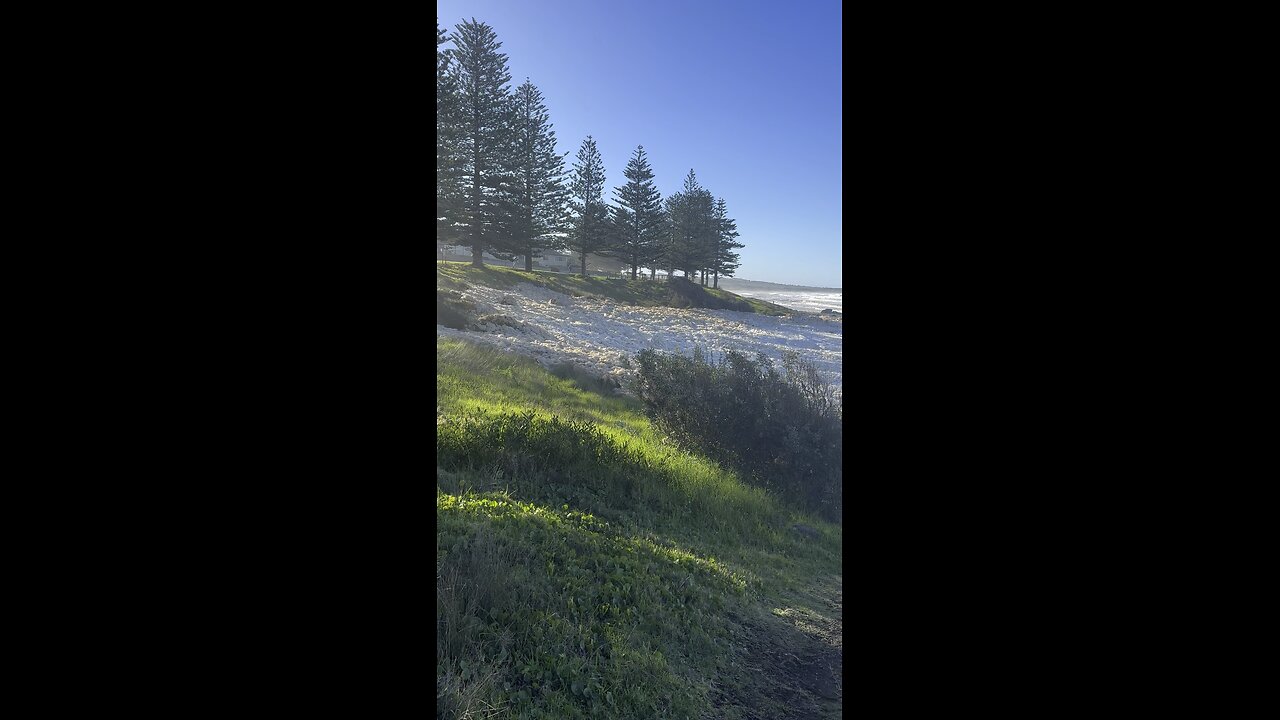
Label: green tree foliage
xmin=605 ymin=145 xmax=665 ymax=280
xmin=689 ymin=185 xmax=716 ymax=286
xmin=436 ymin=17 xmax=749 ymax=280
xmin=659 ymin=193 xmax=682 ymax=278
xmin=449 ymin=18 xmax=516 ymax=267
xmin=567 ymin=136 xmax=609 ymax=276
xmin=436 ymin=18 xmax=464 ymax=245
xmin=711 ymin=197 xmax=743 ymax=288
xmin=502 ymin=80 xmax=569 ymax=270
xmin=666 ymin=170 xmax=715 ymax=280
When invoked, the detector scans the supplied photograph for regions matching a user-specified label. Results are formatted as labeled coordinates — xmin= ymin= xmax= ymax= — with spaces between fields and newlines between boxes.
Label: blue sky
xmin=438 ymin=0 xmax=842 ymax=288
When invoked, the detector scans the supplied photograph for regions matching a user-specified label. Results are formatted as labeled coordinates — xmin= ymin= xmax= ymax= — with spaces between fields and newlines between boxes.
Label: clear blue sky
xmin=438 ymin=0 xmax=842 ymax=288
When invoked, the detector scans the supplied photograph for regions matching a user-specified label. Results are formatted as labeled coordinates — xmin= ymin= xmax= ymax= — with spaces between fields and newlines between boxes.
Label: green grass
xmin=436 ymin=261 xmax=794 ymax=316
xmin=703 ymin=287 xmax=791 ymax=315
xmin=437 ymin=336 xmax=841 ymax=719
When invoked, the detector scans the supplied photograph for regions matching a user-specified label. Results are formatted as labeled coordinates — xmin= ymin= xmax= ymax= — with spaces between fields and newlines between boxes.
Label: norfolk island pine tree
xmin=502 ymin=79 xmax=569 ymax=270
xmin=567 ymin=136 xmax=609 ymax=277
xmin=449 ymin=18 xmax=516 ymax=267
xmin=605 ymin=145 xmax=665 ymax=280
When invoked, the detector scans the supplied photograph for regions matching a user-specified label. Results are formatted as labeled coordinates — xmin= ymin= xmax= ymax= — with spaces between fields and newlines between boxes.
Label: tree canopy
xmin=436 ymin=19 xmax=744 ymax=277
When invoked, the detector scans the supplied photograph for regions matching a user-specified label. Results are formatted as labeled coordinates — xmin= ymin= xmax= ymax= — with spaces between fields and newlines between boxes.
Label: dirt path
xmin=714 ymin=574 xmax=843 ymax=719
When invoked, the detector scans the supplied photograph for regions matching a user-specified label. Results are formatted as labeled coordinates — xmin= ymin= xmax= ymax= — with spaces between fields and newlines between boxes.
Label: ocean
xmin=729 ymin=289 xmax=843 ymax=314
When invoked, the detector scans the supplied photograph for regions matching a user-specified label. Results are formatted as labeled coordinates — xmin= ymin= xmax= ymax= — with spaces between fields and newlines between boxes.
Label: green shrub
xmin=631 ymin=348 xmax=842 ymax=522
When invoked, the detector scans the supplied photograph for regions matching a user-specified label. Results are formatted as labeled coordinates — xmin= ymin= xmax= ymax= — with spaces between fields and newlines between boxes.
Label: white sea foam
xmin=438 ymin=282 xmax=842 ymax=395
xmin=730 ymin=289 xmax=842 ymax=314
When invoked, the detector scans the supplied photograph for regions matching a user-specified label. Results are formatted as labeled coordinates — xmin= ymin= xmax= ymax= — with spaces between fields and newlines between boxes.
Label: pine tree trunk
xmin=525 ymin=254 xmax=533 ymax=271
xmin=714 ymin=270 xmax=719 ymax=289
xmin=631 ymin=265 xmax=637 ymax=280
xmin=650 ymin=267 xmax=656 ymax=280
xmin=471 ymin=142 xmax=482 ymax=267
xmin=580 ymin=254 xmax=587 ymax=277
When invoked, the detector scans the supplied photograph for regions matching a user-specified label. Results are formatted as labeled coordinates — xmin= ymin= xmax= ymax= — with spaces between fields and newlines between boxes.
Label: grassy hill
xmin=437 ymin=336 xmax=842 ymax=719
xmin=437 ymin=261 xmax=794 ymax=317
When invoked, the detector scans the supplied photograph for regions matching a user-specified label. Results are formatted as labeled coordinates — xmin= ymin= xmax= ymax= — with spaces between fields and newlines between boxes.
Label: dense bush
xmin=631 ymin=348 xmax=842 ymax=522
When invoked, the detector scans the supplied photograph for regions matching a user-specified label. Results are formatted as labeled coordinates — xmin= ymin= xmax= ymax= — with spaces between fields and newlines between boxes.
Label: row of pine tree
xmin=437 ymin=18 xmax=744 ymax=287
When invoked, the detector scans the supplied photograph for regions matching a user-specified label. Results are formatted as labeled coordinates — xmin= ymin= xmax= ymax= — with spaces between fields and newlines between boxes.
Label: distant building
xmin=538 ymin=252 xmax=572 ymax=272
xmin=437 ymin=243 xmax=525 ymax=267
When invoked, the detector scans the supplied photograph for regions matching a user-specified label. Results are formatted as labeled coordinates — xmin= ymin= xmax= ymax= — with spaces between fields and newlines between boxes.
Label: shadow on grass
xmin=438 ymin=490 xmax=840 ymax=720
xmin=549 ymin=361 xmax=621 ymax=396
xmin=435 ymin=383 xmax=844 ymax=718
xmin=436 ymin=408 xmax=793 ymax=539
xmin=438 ymin=491 xmax=740 ymax=719
xmin=436 ymin=339 xmax=643 ymax=436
